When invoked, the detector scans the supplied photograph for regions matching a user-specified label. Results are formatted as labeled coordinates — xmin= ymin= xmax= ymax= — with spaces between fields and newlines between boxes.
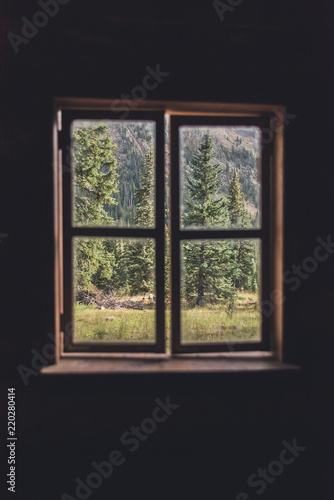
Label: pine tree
xmin=73 ymin=123 xmax=118 ymax=225
xmin=132 ymin=142 xmax=155 ymax=228
xmin=183 ymin=132 xmax=236 ymax=308
xmin=74 ymin=238 xmax=118 ymax=294
xmin=227 ymin=168 xmax=250 ymax=228
xmin=184 ymin=131 xmax=228 ymax=228
xmin=126 ymin=141 xmax=155 ymax=295
xmin=72 ymin=123 xmax=119 ymax=296
xmin=227 ymin=168 xmax=258 ymax=291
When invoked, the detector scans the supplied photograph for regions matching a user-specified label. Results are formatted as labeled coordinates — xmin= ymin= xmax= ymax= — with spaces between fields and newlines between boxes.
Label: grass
xmin=74 ymin=292 xmax=260 ymax=346
xmin=74 ymin=302 xmax=155 ymax=342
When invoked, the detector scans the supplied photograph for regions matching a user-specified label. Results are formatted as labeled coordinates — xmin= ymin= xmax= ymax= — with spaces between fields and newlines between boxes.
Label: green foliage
xmin=226 ymin=239 xmax=258 ymax=292
xmin=108 ymin=123 xmax=153 ymax=225
xmin=133 ymin=140 xmax=155 ymax=228
xmin=183 ymin=132 xmax=237 ymax=311
xmin=227 ymin=169 xmax=258 ymax=292
xmin=74 ymin=238 xmax=117 ymax=294
xmin=227 ymin=169 xmax=250 ymax=228
xmin=73 ymin=123 xmax=118 ymax=225
xmin=124 ymin=240 xmax=155 ymax=295
xmin=126 ymin=142 xmax=155 ymax=295
xmin=184 ymin=132 xmax=228 ymax=228
xmin=73 ymin=124 xmax=119 ymax=296
xmin=72 ymin=123 xmax=259 ymax=314
xmin=183 ymin=241 xmax=237 ymax=311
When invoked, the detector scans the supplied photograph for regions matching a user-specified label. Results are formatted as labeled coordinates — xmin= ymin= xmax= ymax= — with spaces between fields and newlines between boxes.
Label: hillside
xmin=106 ymin=121 xmax=154 ymax=225
xmin=72 ymin=121 xmax=261 ymax=225
xmin=180 ymin=126 xmax=260 ymax=217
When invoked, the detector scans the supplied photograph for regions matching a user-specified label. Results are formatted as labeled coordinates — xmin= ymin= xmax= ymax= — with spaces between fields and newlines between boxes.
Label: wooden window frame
xmin=53 ymin=98 xmax=284 ymax=362
xmin=59 ymin=110 xmax=165 ymax=353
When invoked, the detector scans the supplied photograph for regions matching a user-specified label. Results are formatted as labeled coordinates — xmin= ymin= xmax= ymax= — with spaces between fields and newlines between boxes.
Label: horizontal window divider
xmin=174 ymin=341 xmax=269 ymax=354
xmin=61 ymin=109 xmax=165 ymax=123
xmin=65 ymin=342 xmax=162 ymax=353
xmin=177 ymin=229 xmax=263 ymax=240
xmin=69 ymin=227 xmax=159 ymax=238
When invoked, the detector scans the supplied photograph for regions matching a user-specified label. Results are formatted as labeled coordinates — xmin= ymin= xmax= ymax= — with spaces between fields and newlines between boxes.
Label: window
xmin=54 ymin=99 xmax=284 ymax=361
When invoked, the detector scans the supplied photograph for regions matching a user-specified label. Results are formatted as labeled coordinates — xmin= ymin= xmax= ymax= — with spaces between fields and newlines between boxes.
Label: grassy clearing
xmin=181 ymin=293 xmax=260 ymax=343
xmin=74 ymin=303 xmax=156 ymax=342
xmin=74 ymin=291 xmax=260 ymax=345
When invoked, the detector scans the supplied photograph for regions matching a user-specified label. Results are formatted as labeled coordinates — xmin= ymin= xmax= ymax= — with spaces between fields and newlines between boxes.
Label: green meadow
xmin=74 ymin=291 xmax=260 ymax=347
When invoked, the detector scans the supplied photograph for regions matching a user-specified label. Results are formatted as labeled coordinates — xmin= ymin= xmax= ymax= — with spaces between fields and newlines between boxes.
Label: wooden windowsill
xmin=41 ymin=352 xmax=300 ymax=374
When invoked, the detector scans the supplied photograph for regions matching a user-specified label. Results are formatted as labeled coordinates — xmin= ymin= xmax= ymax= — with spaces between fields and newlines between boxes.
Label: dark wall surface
xmin=1 ymin=1 xmax=334 ymax=499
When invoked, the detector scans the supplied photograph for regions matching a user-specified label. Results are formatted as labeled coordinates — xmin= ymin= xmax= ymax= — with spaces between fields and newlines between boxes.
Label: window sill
xmin=41 ymin=352 xmax=300 ymax=375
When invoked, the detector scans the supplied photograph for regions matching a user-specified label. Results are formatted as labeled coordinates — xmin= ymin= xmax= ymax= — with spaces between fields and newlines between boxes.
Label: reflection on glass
xmin=179 ymin=126 xmax=261 ymax=230
xmin=180 ymin=239 xmax=261 ymax=343
xmin=73 ymin=237 xmax=156 ymax=343
xmin=71 ymin=120 xmax=156 ymax=228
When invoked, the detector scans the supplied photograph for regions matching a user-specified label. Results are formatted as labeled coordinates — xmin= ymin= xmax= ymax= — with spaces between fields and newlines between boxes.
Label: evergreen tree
xmin=125 ymin=238 xmax=155 ymax=295
xmin=72 ymin=123 xmax=119 ymax=295
xmin=183 ymin=132 xmax=237 ymax=309
xmin=126 ymin=142 xmax=155 ymax=295
xmin=227 ymin=168 xmax=250 ymax=228
xmin=185 ymin=131 xmax=228 ymax=228
xmin=74 ymin=238 xmax=118 ymax=294
xmin=132 ymin=141 xmax=155 ymax=228
xmin=183 ymin=240 xmax=237 ymax=310
xmin=227 ymin=169 xmax=258 ymax=291
xmin=73 ymin=123 xmax=118 ymax=225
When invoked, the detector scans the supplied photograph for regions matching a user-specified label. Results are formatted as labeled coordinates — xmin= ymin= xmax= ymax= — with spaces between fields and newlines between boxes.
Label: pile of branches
xmin=77 ymin=288 xmax=146 ymax=310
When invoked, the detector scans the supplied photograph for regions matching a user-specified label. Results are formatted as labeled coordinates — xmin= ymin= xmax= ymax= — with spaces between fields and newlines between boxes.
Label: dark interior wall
xmin=1 ymin=1 xmax=334 ymax=499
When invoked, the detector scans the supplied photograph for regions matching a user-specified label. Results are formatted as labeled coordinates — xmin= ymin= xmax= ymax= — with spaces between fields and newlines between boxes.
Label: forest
xmin=72 ymin=121 xmax=261 ymax=345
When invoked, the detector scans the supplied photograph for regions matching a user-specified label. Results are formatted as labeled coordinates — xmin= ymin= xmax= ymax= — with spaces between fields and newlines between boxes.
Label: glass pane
xmin=180 ymin=239 xmax=261 ymax=344
xmin=179 ymin=126 xmax=261 ymax=230
xmin=71 ymin=120 xmax=156 ymax=228
xmin=73 ymin=237 xmax=156 ymax=343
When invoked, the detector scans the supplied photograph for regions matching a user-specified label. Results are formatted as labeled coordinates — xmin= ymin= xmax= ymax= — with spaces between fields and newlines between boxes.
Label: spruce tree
xmin=227 ymin=168 xmax=250 ymax=228
xmin=227 ymin=168 xmax=258 ymax=291
xmin=183 ymin=132 xmax=236 ymax=309
xmin=72 ymin=123 xmax=119 ymax=295
xmin=132 ymin=142 xmax=155 ymax=228
xmin=126 ymin=142 xmax=155 ymax=295
xmin=73 ymin=123 xmax=118 ymax=225
xmin=184 ymin=132 xmax=227 ymax=228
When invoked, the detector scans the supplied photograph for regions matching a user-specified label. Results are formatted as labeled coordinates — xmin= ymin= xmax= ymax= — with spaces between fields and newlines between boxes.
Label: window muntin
xmin=56 ymin=102 xmax=282 ymax=357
